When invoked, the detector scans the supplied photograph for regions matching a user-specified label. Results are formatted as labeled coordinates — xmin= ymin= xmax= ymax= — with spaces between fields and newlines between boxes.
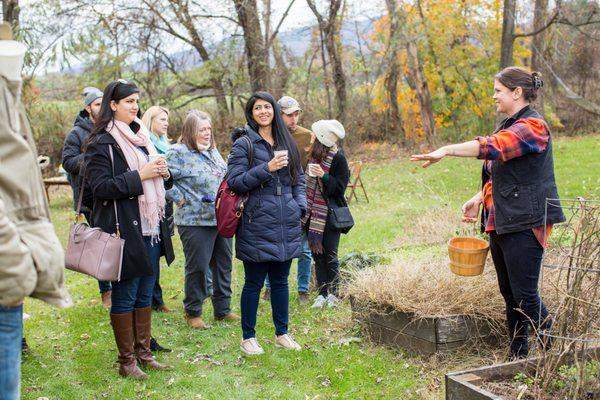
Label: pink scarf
xmin=107 ymin=118 xmax=165 ymax=239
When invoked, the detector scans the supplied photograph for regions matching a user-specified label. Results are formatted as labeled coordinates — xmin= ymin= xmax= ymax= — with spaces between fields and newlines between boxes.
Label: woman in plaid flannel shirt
xmin=411 ymin=67 xmax=565 ymax=359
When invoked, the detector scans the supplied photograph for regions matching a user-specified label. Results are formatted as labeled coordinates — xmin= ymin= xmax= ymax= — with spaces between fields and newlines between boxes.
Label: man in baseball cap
xmin=263 ymin=96 xmax=313 ymax=305
xmin=62 ymin=86 xmax=112 ymax=306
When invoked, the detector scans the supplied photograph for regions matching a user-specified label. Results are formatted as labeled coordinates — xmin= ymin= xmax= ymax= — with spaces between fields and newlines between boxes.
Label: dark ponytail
xmin=244 ymin=91 xmax=302 ymax=184
xmin=495 ymin=67 xmax=543 ymax=102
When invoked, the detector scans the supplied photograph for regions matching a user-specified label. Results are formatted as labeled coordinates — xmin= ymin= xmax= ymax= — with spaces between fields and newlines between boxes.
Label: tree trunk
xmin=307 ymin=0 xmax=346 ymax=121
xmin=500 ymin=0 xmax=516 ymax=69
xmin=531 ymin=0 xmax=548 ymax=112
xmin=406 ymin=40 xmax=436 ymax=144
xmin=234 ymin=0 xmax=270 ymax=92
xmin=324 ymin=24 xmax=347 ymax=121
xmin=384 ymin=0 xmax=405 ymax=142
xmin=2 ymin=0 xmax=19 ymax=29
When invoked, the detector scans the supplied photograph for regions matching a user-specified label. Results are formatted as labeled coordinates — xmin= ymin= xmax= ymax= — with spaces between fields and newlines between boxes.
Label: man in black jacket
xmin=62 ymin=87 xmax=102 ymax=218
xmin=61 ymin=87 xmax=112 ymax=306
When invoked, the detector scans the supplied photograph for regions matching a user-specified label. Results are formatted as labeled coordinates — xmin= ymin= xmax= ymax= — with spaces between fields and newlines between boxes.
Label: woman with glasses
xmin=166 ymin=110 xmax=237 ymax=330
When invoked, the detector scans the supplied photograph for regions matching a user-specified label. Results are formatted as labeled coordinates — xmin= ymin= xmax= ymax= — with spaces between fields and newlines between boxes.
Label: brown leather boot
xmin=133 ymin=307 xmax=172 ymax=370
xmin=110 ymin=313 xmax=148 ymax=380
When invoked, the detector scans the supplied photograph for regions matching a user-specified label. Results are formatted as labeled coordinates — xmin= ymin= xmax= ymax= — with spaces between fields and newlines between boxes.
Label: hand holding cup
xmin=268 ymin=149 xmax=288 ymax=172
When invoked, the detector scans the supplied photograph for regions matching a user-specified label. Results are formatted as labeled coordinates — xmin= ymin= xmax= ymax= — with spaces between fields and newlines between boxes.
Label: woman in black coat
xmin=85 ymin=80 xmax=174 ymax=379
xmin=302 ymin=120 xmax=350 ymax=309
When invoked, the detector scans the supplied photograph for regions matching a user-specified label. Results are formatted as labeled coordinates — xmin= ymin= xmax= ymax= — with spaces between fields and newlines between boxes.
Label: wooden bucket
xmin=447 ymin=237 xmax=490 ymax=277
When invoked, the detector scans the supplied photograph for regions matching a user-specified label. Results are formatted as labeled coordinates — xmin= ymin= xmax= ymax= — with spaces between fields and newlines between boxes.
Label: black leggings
xmin=313 ymin=224 xmax=341 ymax=297
xmin=490 ymin=229 xmax=552 ymax=357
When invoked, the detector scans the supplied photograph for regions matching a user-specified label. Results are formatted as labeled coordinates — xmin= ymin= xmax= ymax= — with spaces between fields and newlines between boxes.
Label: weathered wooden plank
xmin=366 ymin=311 xmax=437 ymax=342
xmin=445 ymin=346 xmax=600 ymax=400
xmin=446 ymin=375 xmax=503 ymax=400
xmin=365 ymin=321 xmax=438 ymax=355
xmin=437 ymin=316 xmax=495 ymax=343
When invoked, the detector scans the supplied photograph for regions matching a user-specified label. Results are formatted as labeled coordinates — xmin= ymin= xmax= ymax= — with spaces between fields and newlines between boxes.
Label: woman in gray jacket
xmin=166 ymin=110 xmax=237 ymax=330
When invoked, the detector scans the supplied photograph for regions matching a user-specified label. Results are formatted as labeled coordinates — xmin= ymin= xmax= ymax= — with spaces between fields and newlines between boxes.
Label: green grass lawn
xmin=21 ymin=135 xmax=599 ymax=399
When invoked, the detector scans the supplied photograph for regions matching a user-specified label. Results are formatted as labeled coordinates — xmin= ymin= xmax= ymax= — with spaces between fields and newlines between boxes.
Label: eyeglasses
xmin=116 ymin=78 xmax=128 ymax=84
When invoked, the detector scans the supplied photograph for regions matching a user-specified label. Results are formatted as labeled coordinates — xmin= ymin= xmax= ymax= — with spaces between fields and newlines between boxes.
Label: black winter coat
xmin=84 ymin=132 xmax=175 ymax=280
xmin=227 ymin=126 xmax=307 ymax=263
xmin=321 ymin=150 xmax=351 ymax=215
xmin=62 ymin=110 xmax=93 ymax=211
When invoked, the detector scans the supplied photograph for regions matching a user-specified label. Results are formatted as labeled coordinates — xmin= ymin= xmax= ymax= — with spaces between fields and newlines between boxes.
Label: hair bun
xmin=532 ymin=72 xmax=544 ymax=89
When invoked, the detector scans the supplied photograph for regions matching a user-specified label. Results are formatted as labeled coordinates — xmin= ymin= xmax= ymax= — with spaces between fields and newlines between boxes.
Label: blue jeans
xmin=0 ymin=305 xmax=23 ymax=400
xmin=111 ymin=237 xmax=159 ymax=314
xmin=265 ymin=232 xmax=312 ymax=293
xmin=241 ymin=260 xmax=292 ymax=340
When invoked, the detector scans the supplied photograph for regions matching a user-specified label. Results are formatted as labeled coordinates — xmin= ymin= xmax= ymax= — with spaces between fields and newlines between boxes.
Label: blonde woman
xmin=142 ymin=106 xmax=171 ymax=155
xmin=166 ymin=110 xmax=237 ymax=330
xmin=141 ymin=106 xmax=174 ymax=353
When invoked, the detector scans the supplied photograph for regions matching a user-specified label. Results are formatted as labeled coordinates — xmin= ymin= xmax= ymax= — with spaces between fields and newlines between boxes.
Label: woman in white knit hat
xmin=302 ymin=120 xmax=351 ymax=309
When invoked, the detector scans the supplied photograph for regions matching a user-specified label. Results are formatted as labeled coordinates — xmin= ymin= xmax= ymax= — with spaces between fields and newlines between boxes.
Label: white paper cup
xmin=273 ymin=150 xmax=288 ymax=166
xmin=307 ymin=163 xmax=318 ymax=177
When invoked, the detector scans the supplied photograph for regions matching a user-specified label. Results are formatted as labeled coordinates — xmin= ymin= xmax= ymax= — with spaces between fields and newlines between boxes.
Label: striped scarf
xmin=302 ymin=145 xmax=337 ymax=254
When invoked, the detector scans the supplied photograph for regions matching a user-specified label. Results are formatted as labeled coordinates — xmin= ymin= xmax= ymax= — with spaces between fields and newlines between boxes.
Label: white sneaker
xmin=240 ymin=338 xmax=264 ymax=355
xmin=326 ymin=294 xmax=340 ymax=308
xmin=275 ymin=334 xmax=301 ymax=351
xmin=311 ymin=295 xmax=327 ymax=309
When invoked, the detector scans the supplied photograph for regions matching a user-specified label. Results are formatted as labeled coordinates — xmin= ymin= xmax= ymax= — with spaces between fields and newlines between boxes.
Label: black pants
xmin=179 ymin=225 xmax=233 ymax=318
xmin=313 ymin=224 xmax=341 ymax=297
xmin=490 ymin=229 xmax=552 ymax=357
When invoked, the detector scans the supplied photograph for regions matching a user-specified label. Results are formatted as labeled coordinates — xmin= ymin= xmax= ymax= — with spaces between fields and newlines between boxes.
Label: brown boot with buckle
xmin=133 ymin=307 xmax=172 ymax=370
xmin=102 ymin=291 xmax=112 ymax=309
xmin=110 ymin=312 xmax=148 ymax=380
xmin=185 ymin=313 xmax=208 ymax=330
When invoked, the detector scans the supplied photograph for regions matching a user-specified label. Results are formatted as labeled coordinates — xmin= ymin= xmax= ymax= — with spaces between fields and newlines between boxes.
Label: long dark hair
xmin=244 ymin=91 xmax=301 ymax=184
xmin=87 ymin=80 xmax=141 ymax=144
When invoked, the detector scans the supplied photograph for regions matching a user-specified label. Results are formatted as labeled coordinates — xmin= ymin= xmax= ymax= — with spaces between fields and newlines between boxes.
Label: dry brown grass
xmin=396 ymin=206 xmax=471 ymax=246
xmin=343 ymin=251 xmax=505 ymax=321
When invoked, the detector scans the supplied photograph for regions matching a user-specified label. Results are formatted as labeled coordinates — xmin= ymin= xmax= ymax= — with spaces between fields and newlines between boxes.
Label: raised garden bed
xmin=445 ymin=346 xmax=600 ymax=400
xmin=350 ymin=299 xmax=501 ymax=356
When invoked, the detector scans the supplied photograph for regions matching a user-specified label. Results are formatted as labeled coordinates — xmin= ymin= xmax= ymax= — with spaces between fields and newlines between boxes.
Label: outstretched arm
xmin=410 ymin=140 xmax=480 ymax=168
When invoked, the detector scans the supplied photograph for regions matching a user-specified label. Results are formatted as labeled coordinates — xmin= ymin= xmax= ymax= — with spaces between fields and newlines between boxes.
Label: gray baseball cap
xmin=277 ymin=96 xmax=302 ymax=114
xmin=83 ymin=87 xmax=103 ymax=106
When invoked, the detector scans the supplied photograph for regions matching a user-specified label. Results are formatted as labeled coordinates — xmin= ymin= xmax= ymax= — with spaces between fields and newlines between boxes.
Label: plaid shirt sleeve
xmin=476 ymin=117 xmax=549 ymax=161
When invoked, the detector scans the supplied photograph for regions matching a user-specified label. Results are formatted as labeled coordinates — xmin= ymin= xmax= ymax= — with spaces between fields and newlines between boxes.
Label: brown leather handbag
xmin=65 ymin=146 xmax=124 ymax=281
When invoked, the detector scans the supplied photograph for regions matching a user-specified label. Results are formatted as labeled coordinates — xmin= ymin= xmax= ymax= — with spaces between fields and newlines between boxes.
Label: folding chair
xmin=345 ymin=161 xmax=369 ymax=203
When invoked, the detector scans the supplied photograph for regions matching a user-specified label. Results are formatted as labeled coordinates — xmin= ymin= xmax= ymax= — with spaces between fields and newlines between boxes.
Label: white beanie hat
xmin=311 ymin=119 xmax=346 ymax=147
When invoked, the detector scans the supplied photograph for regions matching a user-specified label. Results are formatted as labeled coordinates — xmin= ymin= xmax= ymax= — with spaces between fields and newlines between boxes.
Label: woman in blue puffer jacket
xmin=227 ymin=91 xmax=306 ymax=356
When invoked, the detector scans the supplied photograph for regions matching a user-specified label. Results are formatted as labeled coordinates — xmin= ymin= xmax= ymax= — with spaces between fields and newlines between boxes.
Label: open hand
xmin=410 ymin=148 xmax=447 ymax=168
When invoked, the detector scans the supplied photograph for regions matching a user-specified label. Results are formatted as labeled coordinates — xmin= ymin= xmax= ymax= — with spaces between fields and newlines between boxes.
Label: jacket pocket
xmin=496 ymin=185 xmax=536 ymax=220
xmin=17 ymin=220 xmax=71 ymax=308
